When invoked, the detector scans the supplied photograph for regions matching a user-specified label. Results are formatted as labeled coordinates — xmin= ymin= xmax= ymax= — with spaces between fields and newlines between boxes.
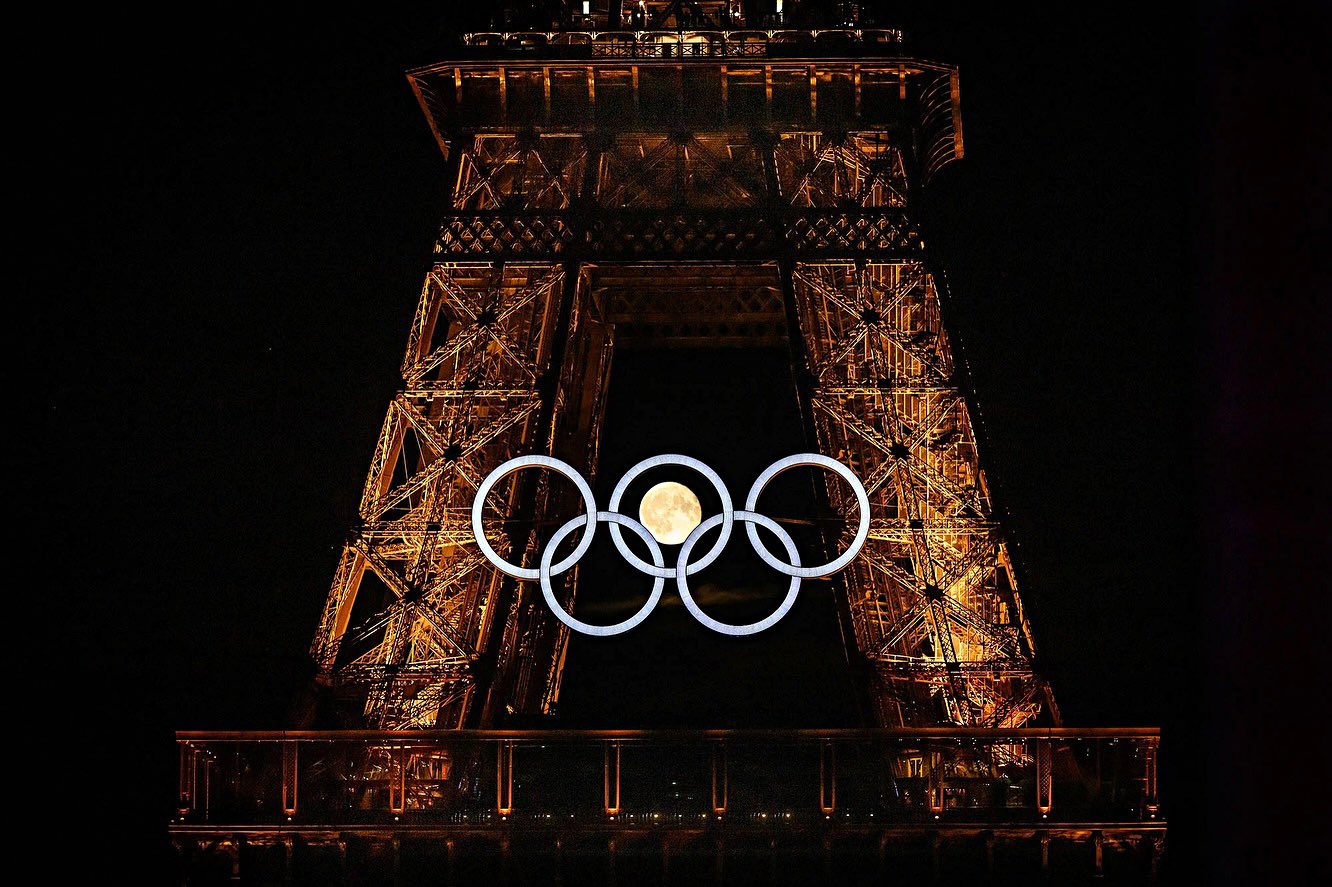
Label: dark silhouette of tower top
xmin=480 ymin=0 xmax=887 ymax=36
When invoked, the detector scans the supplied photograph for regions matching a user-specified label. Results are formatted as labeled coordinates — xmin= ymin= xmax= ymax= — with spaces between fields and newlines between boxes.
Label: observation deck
xmin=407 ymin=22 xmax=962 ymax=263
xmin=172 ymin=728 xmax=1165 ymax=882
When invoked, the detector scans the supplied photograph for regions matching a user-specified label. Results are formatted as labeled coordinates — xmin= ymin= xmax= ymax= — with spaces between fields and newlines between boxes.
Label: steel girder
xmin=308 ymin=88 xmax=1052 ymax=729
xmin=789 ymin=261 xmax=1046 ymax=728
xmin=310 ymin=263 xmax=609 ymax=728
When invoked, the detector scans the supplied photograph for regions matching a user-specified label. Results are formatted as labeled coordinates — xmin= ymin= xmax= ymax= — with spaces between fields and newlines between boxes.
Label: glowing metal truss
xmin=308 ymin=45 xmax=1055 ymax=730
xmin=791 ymin=262 xmax=1050 ymax=727
xmin=310 ymin=263 xmax=612 ymax=728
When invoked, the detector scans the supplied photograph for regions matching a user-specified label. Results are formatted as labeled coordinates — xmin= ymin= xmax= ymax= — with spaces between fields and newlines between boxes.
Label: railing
xmin=459 ymin=29 xmax=906 ymax=60
xmin=174 ymin=728 xmax=1160 ymax=828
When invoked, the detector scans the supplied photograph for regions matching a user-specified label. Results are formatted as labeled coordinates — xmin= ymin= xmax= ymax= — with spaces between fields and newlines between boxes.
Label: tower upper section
xmin=407 ymin=15 xmax=963 ymax=187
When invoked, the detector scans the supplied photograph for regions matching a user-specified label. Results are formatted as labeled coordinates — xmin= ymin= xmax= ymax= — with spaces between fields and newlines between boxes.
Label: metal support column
xmin=604 ymin=740 xmax=622 ymax=815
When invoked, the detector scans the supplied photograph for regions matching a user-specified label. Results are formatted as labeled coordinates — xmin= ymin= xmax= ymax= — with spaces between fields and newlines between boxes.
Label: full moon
xmin=638 ymin=481 xmax=703 ymax=545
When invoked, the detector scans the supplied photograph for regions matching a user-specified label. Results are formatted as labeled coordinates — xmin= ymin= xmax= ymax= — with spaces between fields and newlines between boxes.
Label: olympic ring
xmin=471 ymin=455 xmax=598 ymax=581
xmin=541 ymin=512 xmax=664 ymax=637
xmin=677 ymin=512 xmax=801 ymax=636
xmin=471 ymin=453 xmax=869 ymax=635
xmin=744 ymin=453 xmax=871 ymax=579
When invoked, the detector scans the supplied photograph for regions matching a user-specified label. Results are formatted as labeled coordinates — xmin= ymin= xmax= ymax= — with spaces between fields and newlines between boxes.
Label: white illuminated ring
xmin=606 ymin=453 xmax=734 ymax=578
xmin=675 ymin=511 xmax=802 ymax=636
xmin=471 ymin=455 xmax=598 ymax=580
xmin=743 ymin=453 xmax=870 ymax=578
xmin=471 ymin=452 xmax=869 ymax=635
xmin=541 ymin=511 xmax=665 ymax=637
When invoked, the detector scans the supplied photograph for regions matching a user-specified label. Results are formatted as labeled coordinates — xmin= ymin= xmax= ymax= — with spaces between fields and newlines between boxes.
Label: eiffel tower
xmin=306 ymin=2 xmax=1059 ymax=733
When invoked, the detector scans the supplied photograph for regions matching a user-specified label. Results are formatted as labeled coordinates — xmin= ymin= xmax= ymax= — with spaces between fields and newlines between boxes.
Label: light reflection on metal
xmin=711 ymin=741 xmax=728 ymax=815
xmin=281 ymin=741 xmax=298 ymax=816
xmin=496 ymin=739 xmax=514 ymax=816
xmin=818 ymin=738 xmax=836 ymax=814
xmin=603 ymin=741 xmax=621 ymax=815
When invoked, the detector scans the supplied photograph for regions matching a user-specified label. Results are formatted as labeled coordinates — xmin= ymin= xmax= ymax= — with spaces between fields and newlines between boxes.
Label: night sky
xmin=37 ymin=1 xmax=1327 ymax=881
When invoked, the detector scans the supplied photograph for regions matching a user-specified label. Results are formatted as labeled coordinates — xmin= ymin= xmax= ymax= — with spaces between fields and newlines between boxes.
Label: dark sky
xmin=36 ymin=1 xmax=1328 ymax=881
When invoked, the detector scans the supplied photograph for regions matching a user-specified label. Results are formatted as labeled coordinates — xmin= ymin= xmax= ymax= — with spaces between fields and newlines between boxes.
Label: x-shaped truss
xmin=311 ymin=264 xmax=574 ymax=728
xmin=793 ymin=261 xmax=1044 ymax=727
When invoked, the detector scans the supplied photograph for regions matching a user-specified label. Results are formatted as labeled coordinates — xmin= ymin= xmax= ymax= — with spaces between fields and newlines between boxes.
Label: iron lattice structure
xmin=309 ymin=17 xmax=1058 ymax=731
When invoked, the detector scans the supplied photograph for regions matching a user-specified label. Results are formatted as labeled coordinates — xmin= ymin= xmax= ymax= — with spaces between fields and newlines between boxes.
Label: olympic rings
xmin=471 ymin=453 xmax=869 ymax=635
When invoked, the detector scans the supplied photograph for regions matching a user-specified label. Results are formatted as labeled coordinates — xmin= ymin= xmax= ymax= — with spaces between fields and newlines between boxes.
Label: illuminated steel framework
xmin=309 ymin=25 xmax=1059 ymax=732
